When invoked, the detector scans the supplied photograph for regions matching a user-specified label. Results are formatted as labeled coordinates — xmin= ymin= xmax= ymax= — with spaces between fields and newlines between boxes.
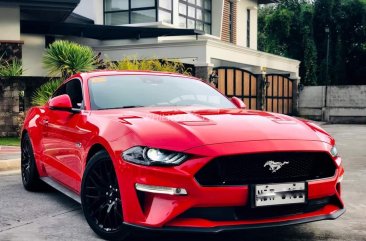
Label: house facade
xmin=71 ymin=0 xmax=300 ymax=79
xmin=0 ymin=0 xmax=300 ymax=115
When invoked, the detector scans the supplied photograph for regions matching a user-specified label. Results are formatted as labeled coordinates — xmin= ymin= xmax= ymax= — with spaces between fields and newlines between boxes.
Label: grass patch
xmin=0 ymin=137 xmax=20 ymax=146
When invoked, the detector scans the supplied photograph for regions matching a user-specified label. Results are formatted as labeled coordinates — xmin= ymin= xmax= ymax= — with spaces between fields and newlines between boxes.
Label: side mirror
xmin=49 ymin=94 xmax=79 ymax=113
xmin=231 ymin=97 xmax=247 ymax=109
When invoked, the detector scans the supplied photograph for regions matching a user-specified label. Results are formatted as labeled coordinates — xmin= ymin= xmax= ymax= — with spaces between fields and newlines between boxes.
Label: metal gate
xmin=215 ymin=67 xmax=258 ymax=110
xmin=265 ymin=74 xmax=293 ymax=114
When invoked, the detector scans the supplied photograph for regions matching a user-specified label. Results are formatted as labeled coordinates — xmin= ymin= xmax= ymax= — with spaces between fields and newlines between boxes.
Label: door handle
xmin=42 ymin=119 xmax=49 ymax=126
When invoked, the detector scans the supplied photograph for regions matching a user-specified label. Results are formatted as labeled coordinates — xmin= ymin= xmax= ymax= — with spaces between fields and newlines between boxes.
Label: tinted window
xmin=88 ymin=75 xmax=235 ymax=110
xmin=52 ymin=84 xmax=66 ymax=98
xmin=66 ymin=79 xmax=83 ymax=109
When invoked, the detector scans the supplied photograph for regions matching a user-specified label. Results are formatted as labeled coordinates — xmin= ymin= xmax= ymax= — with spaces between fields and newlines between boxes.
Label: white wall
xmin=72 ymin=0 xmax=260 ymax=48
xmin=206 ymin=39 xmax=299 ymax=76
xmin=0 ymin=7 xmax=20 ymax=41
xmin=21 ymin=34 xmax=47 ymax=77
xmin=299 ymin=85 xmax=366 ymax=123
xmin=211 ymin=0 xmax=224 ymax=38
xmin=73 ymin=0 xmax=226 ymax=38
xmin=236 ymin=0 xmax=257 ymax=49
xmin=73 ymin=0 xmax=104 ymax=24
xmin=93 ymin=40 xmax=208 ymax=64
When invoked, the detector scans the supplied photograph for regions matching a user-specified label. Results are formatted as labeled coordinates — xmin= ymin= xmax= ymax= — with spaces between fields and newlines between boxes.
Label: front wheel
xmin=21 ymin=133 xmax=44 ymax=191
xmin=81 ymin=150 xmax=131 ymax=240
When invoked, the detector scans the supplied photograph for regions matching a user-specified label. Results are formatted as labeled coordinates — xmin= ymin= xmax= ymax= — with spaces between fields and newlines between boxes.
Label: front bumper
xmin=125 ymin=208 xmax=346 ymax=233
xmin=115 ymin=140 xmax=345 ymax=230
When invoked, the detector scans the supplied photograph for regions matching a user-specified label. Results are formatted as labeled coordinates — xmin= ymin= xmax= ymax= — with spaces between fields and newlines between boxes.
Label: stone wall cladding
xmin=0 ymin=77 xmax=50 ymax=137
xmin=0 ymin=41 xmax=23 ymax=62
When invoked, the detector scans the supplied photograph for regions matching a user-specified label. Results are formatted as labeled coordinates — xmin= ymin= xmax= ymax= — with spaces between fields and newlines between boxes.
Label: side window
xmin=66 ymin=79 xmax=83 ymax=109
xmin=52 ymin=84 xmax=66 ymax=98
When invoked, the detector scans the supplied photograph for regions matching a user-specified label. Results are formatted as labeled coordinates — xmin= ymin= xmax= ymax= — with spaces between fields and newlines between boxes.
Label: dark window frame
xmin=158 ymin=0 xmax=174 ymax=24
xmin=104 ymin=0 xmax=160 ymax=25
xmin=228 ymin=1 xmax=233 ymax=43
xmin=51 ymin=78 xmax=84 ymax=110
xmin=246 ymin=9 xmax=250 ymax=48
xmin=178 ymin=0 xmax=212 ymax=34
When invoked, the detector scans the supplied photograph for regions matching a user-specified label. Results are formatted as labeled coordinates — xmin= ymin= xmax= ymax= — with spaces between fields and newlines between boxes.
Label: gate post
xmin=292 ymin=78 xmax=300 ymax=115
xmin=194 ymin=63 xmax=214 ymax=83
xmin=256 ymin=74 xmax=264 ymax=110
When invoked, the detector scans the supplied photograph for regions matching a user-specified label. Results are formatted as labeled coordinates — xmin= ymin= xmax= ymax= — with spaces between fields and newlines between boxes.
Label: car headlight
xmin=330 ymin=146 xmax=338 ymax=157
xmin=122 ymin=146 xmax=188 ymax=166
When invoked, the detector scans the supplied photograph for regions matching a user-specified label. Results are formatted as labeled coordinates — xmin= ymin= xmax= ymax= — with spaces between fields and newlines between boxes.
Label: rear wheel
xmin=21 ymin=133 xmax=43 ymax=191
xmin=81 ymin=151 xmax=131 ymax=240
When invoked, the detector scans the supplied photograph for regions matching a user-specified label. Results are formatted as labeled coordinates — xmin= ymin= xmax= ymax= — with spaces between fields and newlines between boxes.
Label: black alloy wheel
xmin=81 ymin=150 xmax=130 ymax=240
xmin=21 ymin=133 xmax=43 ymax=191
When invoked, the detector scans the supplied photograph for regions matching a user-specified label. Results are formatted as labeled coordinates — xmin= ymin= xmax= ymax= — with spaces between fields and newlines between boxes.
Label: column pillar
xmin=194 ymin=63 xmax=214 ymax=83
xmin=292 ymin=78 xmax=300 ymax=115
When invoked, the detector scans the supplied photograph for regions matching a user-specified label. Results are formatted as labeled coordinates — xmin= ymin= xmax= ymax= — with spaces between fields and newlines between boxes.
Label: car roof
xmin=65 ymin=70 xmax=201 ymax=83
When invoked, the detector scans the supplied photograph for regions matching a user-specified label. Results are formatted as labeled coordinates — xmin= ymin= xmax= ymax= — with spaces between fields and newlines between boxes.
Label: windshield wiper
xmin=121 ymin=105 xmax=145 ymax=109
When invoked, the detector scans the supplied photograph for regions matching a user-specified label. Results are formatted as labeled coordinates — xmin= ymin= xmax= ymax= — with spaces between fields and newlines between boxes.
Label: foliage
xmin=0 ymin=137 xmax=20 ymax=146
xmin=301 ymin=4 xmax=318 ymax=85
xmin=0 ymin=58 xmax=23 ymax=77
xmin=259 ymin=7 xmax=293 ymax=56
xmin=258 ymin=0 xmax=366 ymax=85
xmin=313 ymin=0 xmax=366 ymax=85
xmin=17 ymin=112 xmax=25 ymax=137
xmin=106 ymin=56 xmax=191 ymax=75
xmin=31 ymin=79 xmax=63 ymax=106
xmin=43 ymin=40 xmax=96 ymax=78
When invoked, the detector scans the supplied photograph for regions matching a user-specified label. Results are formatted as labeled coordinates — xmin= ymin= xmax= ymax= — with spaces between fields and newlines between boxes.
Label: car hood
xmin=92 ymin=107 xmax=333 ymax=151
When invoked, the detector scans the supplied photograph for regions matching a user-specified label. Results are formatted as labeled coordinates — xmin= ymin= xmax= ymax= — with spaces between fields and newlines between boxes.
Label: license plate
xmin=253 ymin=182 xmax=306 ymax=207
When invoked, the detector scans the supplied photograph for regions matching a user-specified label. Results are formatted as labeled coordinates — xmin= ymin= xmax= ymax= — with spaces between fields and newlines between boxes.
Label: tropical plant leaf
xmin=31 ymin=79 xmax=63 ymax=106
xmin=43 ymin=40 xmax=96 ymax=78
xmin=0 ymin=58 xmax=23 ymax=77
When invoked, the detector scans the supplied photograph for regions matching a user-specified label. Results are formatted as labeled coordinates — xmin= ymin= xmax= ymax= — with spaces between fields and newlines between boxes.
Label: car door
xmin=42 ymin=79 xmax=87 ymax=192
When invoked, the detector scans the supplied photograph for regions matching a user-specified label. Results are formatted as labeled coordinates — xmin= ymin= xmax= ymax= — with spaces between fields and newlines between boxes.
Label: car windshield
xmin=88 ymin=74 xmax=235 ymax=110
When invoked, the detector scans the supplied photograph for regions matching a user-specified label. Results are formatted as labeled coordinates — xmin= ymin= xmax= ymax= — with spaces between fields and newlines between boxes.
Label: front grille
xmin=179 ymin=197 xmax=331 ymax=221
xmin=195 ymin=152 xmax=336 ymax=186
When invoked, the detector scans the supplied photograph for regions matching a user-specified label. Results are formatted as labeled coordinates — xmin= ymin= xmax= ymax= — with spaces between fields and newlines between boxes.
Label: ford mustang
xmin=21 ymin=71 xmax=345 ymax=240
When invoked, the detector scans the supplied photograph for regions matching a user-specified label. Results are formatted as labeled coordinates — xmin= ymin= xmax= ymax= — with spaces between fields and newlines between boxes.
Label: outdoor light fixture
xmin=261 ymin=66 xmax=267 ymax=80
xmin=209 ymin=70 xmax=219 ymax=88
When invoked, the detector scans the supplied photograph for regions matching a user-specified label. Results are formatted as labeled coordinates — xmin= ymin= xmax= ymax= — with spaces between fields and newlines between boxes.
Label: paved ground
xmin=0 ymin=124 xmax=365 ymax=241
xmin=0 ymin=147 xmax=20 ymax=172
xmin=0 ymin=146 xmax=20 ymax=160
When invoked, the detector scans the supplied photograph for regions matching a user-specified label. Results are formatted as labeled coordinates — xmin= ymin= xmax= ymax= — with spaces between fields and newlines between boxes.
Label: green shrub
xmin=0 ymin=58 xmax=23 ymax=77
xmin=43 ymin=40 xmax=96 ymax=78
xmin=32 ymin=79 xmax=62 ymax=106
xmin=107 ymin=56 xmax=191 ymax=75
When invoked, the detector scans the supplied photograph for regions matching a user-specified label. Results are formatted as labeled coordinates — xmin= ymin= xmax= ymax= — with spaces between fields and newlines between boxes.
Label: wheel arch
xmin=86 ymin=143 xmax=108 ymax=165
xmin=21 ymin=129 xmax=28 ymax=143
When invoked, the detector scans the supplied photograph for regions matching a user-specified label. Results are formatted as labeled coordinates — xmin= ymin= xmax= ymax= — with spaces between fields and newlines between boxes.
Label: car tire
xmin=21 ymin=133 xmax=44 ymax=191
xmin=81 ymin=150 xmax=131 ymax=240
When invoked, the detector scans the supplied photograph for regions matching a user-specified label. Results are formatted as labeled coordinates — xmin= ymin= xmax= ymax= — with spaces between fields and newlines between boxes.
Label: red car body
xmin=22 ymin=71 xmax=344 ymax=236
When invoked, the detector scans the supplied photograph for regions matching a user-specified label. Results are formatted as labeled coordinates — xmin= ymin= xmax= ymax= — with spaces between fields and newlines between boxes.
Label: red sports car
xmin=21 ymin=71 xmax=345 ymax=240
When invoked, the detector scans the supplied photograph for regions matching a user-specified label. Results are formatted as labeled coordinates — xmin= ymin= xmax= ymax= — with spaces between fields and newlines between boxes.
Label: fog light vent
xmin=135 ymin=183 xmax=187 ymax=196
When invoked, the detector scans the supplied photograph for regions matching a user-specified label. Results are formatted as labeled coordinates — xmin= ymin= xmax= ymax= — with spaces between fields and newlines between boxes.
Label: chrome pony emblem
xmin=264 ymin=161 xmax=289 ymax=173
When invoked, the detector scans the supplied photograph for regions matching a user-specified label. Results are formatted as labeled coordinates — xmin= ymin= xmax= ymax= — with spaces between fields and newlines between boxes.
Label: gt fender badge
xmin=264 ymin=161 xmax=289 ymax=173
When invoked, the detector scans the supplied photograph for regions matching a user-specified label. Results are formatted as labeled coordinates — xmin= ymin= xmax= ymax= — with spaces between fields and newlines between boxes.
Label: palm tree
xmin=43 ymin=40 xmax=96 ymax=78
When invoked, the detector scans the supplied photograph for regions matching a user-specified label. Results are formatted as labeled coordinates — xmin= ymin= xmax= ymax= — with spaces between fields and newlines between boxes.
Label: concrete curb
xmin=0 ymin=159 xmax=21 ymax=172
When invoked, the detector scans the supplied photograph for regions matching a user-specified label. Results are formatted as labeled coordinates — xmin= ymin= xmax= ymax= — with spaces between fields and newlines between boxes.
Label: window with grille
xmin=178 ymin=0 xmax=212 ymax=34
